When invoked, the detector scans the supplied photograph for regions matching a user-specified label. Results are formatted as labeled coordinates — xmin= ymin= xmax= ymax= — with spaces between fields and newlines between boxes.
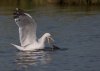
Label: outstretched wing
xmin=14 ymin=11 xmax=37 ymax=47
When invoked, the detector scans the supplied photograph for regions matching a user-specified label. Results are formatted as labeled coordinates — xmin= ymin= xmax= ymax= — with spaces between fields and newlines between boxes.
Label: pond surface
xmin=0 ymin=5 xmax=100 ymax=71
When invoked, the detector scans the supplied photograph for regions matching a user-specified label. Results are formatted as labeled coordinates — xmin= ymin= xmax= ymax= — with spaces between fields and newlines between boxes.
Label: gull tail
xmin=11 ymin=43 xmax=24 ymax=51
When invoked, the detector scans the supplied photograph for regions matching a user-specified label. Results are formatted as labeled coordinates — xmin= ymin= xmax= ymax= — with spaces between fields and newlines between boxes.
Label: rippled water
xmin=0 ymin=6 xmax=100 ymax=71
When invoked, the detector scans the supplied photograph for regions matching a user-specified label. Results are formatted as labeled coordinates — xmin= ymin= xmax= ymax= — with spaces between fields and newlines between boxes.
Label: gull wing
xmin=15 ymin=13 xmax=37 ymax=47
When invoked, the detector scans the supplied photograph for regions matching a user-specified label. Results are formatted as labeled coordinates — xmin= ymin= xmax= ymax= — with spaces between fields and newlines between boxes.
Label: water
xmin=0 ymin=6 xmax=100 ymax=71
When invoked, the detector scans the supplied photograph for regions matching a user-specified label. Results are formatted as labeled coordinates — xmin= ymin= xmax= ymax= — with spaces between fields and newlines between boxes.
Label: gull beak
xmin=47 ymin=37 xmax=54 ymax=45
xmin=47 ymin=36 xmax=60 ymax=50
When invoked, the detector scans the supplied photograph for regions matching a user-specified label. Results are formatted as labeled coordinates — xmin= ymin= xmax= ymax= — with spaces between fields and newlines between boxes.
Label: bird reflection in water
xmin=15 ymin=50 xmax=52 ymax=68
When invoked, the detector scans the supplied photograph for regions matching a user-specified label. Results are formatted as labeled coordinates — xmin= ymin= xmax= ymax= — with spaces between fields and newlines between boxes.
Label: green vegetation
xmin=0 ymin=0 xmax=100 ymax=7
xmin=0 ymin=0 xmax=100 ymax=10
xmin=48 ymin=0 xmax=100 ymax=5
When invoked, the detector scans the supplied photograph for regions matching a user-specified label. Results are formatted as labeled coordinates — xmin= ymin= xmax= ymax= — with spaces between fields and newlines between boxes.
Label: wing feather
xmin=15 ymin=13 xmax=37 ymax=46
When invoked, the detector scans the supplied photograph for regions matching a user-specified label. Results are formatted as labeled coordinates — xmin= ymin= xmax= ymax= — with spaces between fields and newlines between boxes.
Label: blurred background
xmin=0 ymin=0 xmax=100 ymax=15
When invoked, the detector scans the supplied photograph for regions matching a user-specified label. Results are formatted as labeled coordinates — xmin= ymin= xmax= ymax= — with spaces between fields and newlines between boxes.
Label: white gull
xmin=11 ymin=8 xmax=55 ymax=51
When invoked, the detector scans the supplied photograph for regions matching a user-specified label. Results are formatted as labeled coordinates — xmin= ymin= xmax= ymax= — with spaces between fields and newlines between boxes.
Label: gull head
xmin=44 ymin=33 xmax=54 ymax=45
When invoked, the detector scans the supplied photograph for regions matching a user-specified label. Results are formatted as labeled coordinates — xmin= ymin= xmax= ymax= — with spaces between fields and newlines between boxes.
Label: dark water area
xmin=0 ymin=2 xmax=100 ymax=71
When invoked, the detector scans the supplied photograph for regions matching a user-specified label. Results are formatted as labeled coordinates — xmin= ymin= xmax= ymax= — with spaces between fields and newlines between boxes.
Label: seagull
xmin=11 ymin=8 xmax=56 ymax=51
